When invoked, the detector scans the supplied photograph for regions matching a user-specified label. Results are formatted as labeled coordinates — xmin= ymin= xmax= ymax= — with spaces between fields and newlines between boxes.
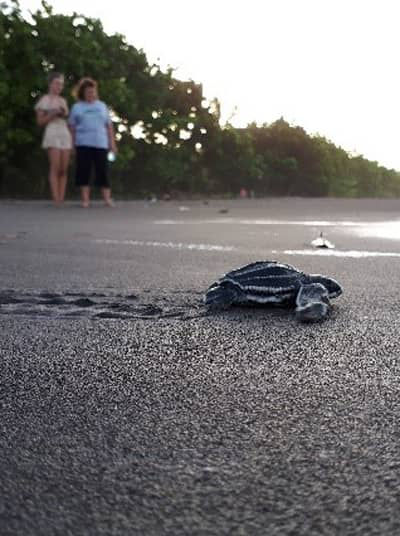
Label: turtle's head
xmin=205 ymin=281 xmax=240 ymax=309
xmin=308 ymin=274 xmax=342 ymax=298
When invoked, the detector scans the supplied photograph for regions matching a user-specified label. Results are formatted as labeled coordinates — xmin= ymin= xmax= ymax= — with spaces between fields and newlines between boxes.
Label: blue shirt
xmin=69 ymin=100 xmax=111 ymax=149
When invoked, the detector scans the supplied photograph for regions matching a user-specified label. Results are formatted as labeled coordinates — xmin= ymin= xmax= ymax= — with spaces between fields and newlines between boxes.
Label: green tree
xmin=1 ymin=0 xmax=400 ymax=199
xmin=0 ymin=0 xmax=218 ymax=197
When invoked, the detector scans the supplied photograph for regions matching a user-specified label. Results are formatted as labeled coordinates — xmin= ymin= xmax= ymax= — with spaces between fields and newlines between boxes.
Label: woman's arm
xmin=107 ymin=123 xmax=117 ymax=153
xmin=68 ymin=104 xmax=77 ymax=147
xmin=59 ymin=97 xmax=69 ymax=118
xmin=35 ymin=109 xmax=60 ymax=127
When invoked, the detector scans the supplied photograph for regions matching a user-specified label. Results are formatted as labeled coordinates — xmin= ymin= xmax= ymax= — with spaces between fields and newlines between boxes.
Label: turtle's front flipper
xmin=295 ymin=283 xmax=330 ymax=323
xmin=204 ymin=282 xmax=241 ymax=309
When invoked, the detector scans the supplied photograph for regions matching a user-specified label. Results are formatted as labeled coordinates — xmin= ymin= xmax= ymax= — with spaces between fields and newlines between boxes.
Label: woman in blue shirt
xmin=69 ymin=78 xmax=117 ymax=208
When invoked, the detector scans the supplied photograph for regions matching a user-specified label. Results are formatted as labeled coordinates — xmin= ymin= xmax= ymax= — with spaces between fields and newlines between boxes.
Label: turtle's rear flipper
xmin=295 ymin=283 xmax=330 ymax=323
xmin=204 ymin=283 xmax=240 ymax=309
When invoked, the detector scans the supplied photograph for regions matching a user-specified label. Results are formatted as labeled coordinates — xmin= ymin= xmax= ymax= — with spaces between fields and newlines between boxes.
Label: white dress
xmin=35 ymin=95 xmax=72 ymax=150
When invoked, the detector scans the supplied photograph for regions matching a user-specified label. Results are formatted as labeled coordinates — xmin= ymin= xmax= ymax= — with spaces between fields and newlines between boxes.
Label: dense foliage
xmin=1 ymin=0 xmax=400 ymax=198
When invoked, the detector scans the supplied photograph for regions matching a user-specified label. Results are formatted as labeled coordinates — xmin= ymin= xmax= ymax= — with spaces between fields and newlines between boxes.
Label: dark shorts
xmin=75 ymin=146 xmax=109 ymax=188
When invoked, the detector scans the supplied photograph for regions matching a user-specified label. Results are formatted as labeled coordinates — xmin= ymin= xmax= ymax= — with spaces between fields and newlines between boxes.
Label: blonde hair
xmin=48 ymin=72 xmax=64 ymax=86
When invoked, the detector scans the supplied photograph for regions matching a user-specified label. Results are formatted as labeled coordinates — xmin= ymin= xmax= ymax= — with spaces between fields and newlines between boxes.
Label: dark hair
xmin=48 ymin=72 xmax=64 ymax=85
xmin=75 ymin=77 xmax=98 ymax=101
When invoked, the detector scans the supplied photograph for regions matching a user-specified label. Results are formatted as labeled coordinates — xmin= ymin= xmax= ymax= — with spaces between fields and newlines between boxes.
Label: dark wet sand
xmin=2 ymin=198 xmax=400 ymax=535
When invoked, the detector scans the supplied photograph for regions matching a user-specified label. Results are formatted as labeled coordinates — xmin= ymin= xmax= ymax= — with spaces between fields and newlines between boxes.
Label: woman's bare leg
xmin=58 ymin=149 xmax=71 ymax=203
xmin=47 ymin=148 xmax=61 ymax=205
xmin=101 ymin=188 xmax=114 ymax=207
xmin=80 ymin=186 xmax=90 ymax=208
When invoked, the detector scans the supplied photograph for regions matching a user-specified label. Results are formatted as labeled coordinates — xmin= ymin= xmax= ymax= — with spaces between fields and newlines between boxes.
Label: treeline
xmin=1 ymin=0 xmax=400 ymax=199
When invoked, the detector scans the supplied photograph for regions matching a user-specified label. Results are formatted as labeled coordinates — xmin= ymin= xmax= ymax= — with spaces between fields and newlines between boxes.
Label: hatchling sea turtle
xmin=205 ymin=261 xmax=342 ymax=322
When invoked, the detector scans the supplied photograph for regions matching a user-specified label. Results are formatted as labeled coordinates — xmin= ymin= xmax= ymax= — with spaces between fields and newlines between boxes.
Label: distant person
xmin=35 ymin=72 xmax=72 ymax=206
xmin=68 ymin=77 xmax=117 ymax=208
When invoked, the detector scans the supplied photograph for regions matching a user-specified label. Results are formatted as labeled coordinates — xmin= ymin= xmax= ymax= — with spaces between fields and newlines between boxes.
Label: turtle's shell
xmin=214 ymin=260 xmax=305 ymax=305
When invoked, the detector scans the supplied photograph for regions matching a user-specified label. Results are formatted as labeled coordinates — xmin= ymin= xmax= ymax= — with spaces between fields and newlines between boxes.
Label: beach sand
xmin=2 ymin=198 xmax=400 ymax=535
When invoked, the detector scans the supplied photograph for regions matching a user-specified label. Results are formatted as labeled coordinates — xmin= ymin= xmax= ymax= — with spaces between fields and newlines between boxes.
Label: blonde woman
xmin=68 ymin=77 xmax=117 ymax=208
xmin=35 ymin=72 xmax=72 ymax=205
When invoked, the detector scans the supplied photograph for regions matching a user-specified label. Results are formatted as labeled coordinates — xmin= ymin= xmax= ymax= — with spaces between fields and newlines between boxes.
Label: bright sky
xmin=20 ymin=0 xmax=400 ymax=170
